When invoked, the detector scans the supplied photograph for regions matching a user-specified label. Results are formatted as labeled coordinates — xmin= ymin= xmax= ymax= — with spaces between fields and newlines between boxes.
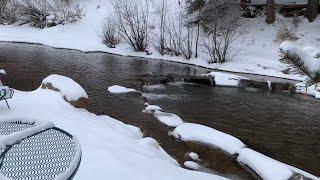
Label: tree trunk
xmin=266 ymin=0 xmax=275 ymax=24
xmin=306 ymin=0 xmax=319 ymax=22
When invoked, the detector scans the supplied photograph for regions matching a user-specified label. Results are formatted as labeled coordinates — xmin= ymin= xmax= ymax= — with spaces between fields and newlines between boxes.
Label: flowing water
xmin=0 ymin=43 xmax=319 ymax=179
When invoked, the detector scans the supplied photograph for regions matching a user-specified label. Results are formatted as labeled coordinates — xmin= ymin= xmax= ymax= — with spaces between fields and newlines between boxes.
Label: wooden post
xmin=266 ymin=0 xmax=275 ymax=24
xmin=306 ymin=0 xmax=319 ymax=22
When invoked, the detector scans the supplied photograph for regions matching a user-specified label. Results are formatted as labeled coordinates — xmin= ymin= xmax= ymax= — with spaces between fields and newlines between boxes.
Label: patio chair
xmin=0 ymin=86 xmax=14 ymax=109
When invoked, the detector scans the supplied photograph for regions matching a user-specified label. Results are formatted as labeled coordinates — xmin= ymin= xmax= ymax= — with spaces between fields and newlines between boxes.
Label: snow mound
xmin=145 ymin=105 xmax=163 ymax=113
xmin=238 ymin=148 xmax=293 ymax=180
xmin=108 ymin=85 xmax=137 ymax=94
xmin=188 ymin=152 xmax=200 ymax=161
xmin=303 ymin=46 xmax=320 ymax=58
xmin=202 ymin=72 xmax=248 ymax=86
xmin=154 ymin=111 xmax=184 ymax=127
xmin=42 ymin=74 xmax=88 ymax=101
xmin=184 ymin=161 xmax=201 ymax=170
xmin=173 ymin=123 xmax=245 ymax=155
xmin=0 ymin=69 xmax=6 ymax=75
xmin=279 ymin=41 xmax=320 ymax=78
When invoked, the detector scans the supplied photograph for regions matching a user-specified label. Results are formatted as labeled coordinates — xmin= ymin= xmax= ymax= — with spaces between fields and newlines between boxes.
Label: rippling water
xmin=0 ymin=43 xmax=319 ymax=178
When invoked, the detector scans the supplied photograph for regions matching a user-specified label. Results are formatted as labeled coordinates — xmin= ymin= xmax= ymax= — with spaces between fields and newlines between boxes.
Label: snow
xmin=184 ymin=161 xmax=201 ymax=171
xmin=188 ymin=152 xmax=200 ymax=161
xmin=295 ymin=82 xmax=320 ymax=98
xmin=0 ymin=0 xmax=319 ymax=81
xmin=202 ymin=72 xmax=248 ymax=87
xmin=107 ymin=85 xmax=137 ymax=94
xmin=0 ymin=69 xmax=6 ymax=75
xmin=238 ymin=148 xmax=319 ymax=180
xmin=238 ymin=148 xmax=293 ymax=180
xmin=144 ymin=105 xmax=163 ymax=113
xmin=154 ymin=111 xmax=184 ymax=127
xmin=0 ymin=76 xmax=227 ymax=180
xmin=172 ymin=123 xmax=246 ymax=155
xmin=279 ymin=41 xmax=320 ymax=78
xmin=42 ymin=74 xmax=88 ymax=101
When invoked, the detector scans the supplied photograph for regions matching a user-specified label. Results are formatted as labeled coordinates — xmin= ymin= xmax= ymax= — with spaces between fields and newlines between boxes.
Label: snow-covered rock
xmin=202 ymin=72 xmax=248 ymax=87
xmin=41 ymin=74 xmax=89 ymax=108
xmin=238 ymin=148 xmax=319 ymax=180
xmin=184 ymin=161 xmax=201 ymax=171
xmin=238 ymin=148 xmax=292 ymax=180
xmin=154 ymin=111 xmax=184 ymax=127
xmin=0 ymin=69 xmax=6 ymax=75
xmin=173 ymin=123 xmax=245 ymax=155
xmin=188 ymin=152 xmax=200 ymax=161
xmin=144 ymin=105 xmax=163 ymax=113
xmin=107 ymin=85 xmax=137 ymax=94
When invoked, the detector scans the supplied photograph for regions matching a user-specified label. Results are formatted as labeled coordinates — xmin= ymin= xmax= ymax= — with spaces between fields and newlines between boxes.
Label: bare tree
xmin=306 ymin=0 xmax=319 ymax=22
xmin=111 ymin=0 xmax=149 ymax=52
xmin=266 ymin=0 xmax=275 ymax=24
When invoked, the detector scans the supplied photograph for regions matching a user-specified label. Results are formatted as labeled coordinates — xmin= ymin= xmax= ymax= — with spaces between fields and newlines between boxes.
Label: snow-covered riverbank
xmin=1 ymin=0 xmax=319 ymax=81
xmin=0 ymin=75 xmax=227 ymax=180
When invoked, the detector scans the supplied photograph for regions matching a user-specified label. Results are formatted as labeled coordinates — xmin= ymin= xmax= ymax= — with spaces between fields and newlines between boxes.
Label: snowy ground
xmin=0 ymin=0 xmax=319 ymax=81
xmin=0 ymin=76 xmax=227 ymax=180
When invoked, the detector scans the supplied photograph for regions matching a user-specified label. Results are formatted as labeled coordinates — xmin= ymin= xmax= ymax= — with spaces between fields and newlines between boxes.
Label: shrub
xmin=101 ymin=18 xmax=120 ymax=48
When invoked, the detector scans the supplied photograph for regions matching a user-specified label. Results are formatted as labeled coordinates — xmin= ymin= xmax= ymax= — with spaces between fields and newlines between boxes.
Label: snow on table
xmin=154 ymin=111 xmax=184 ymax=127
xmin=202 ymin=72 xmax=248 ymax=87
xmin=172 ymin=123 xmax=245 ymax=155
xmin=107 ymin=85 xmax=137 ymax=94
xmin=42 ymin=74 xmax=88 ymax=101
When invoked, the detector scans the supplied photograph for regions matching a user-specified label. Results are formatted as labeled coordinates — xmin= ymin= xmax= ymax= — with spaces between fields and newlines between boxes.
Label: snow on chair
xmin=0 ymin=86 xmax=14 ymax=109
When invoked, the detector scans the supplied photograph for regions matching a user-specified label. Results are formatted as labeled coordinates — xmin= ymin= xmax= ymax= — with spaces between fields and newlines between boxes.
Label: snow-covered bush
xmin=111 ymin=0 xmax=149 ymax=52
xmin=101 ymin=17 xmax=120 ymax=48
xmin=279 ymin=41 xmax=320 ymax=82
xmin=9 ymin=0 xmax=85 ymax=28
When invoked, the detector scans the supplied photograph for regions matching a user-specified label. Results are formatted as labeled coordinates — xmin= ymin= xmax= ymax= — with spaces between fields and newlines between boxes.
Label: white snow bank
xmin=238 ymin=148 xmax=293 ymax=180
xmin=202 ymin=72 xmax=248 ymax=87
xmin=188 ymin=152 xmax=200 ymax=161
xmin=0 ymin=69 xmax=6 ymax=75
xmin=154 ymin=111 xmax=184 ymax=127
xmin=107 ymin=85 xmax=137 ymax=94
xmin=144 ymin=105 xmax=163 ymax=113
xmin=0 ymin=82 xmax=227 ymax=180
xmin=42 ymin=74 xmax=88 ymax=101
xmin=279 ymin=41 xmax=320 ymax=78
xmin=173 ymin=123 xmax=245 ymax=155
xmin=184 ymin=161 xmax=201 ymax=170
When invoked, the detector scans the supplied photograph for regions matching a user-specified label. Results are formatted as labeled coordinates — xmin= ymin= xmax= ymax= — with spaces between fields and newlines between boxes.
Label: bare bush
xmin=111 ymin=0 xmax=149 ymax=52
xmin=13 ymin=0 xmax=85 ymax=28
xmin=101 ymin=17 xmax=120 ymax=48
xmin=275 ymin=27 xmax=299 ymax=42
xmin=204 ymin=18 xmax=239 ymax=63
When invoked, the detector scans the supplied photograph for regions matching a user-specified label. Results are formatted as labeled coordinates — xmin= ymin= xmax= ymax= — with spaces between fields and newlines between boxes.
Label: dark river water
xmin=0 ymin=43 xmax=319 ymax=179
